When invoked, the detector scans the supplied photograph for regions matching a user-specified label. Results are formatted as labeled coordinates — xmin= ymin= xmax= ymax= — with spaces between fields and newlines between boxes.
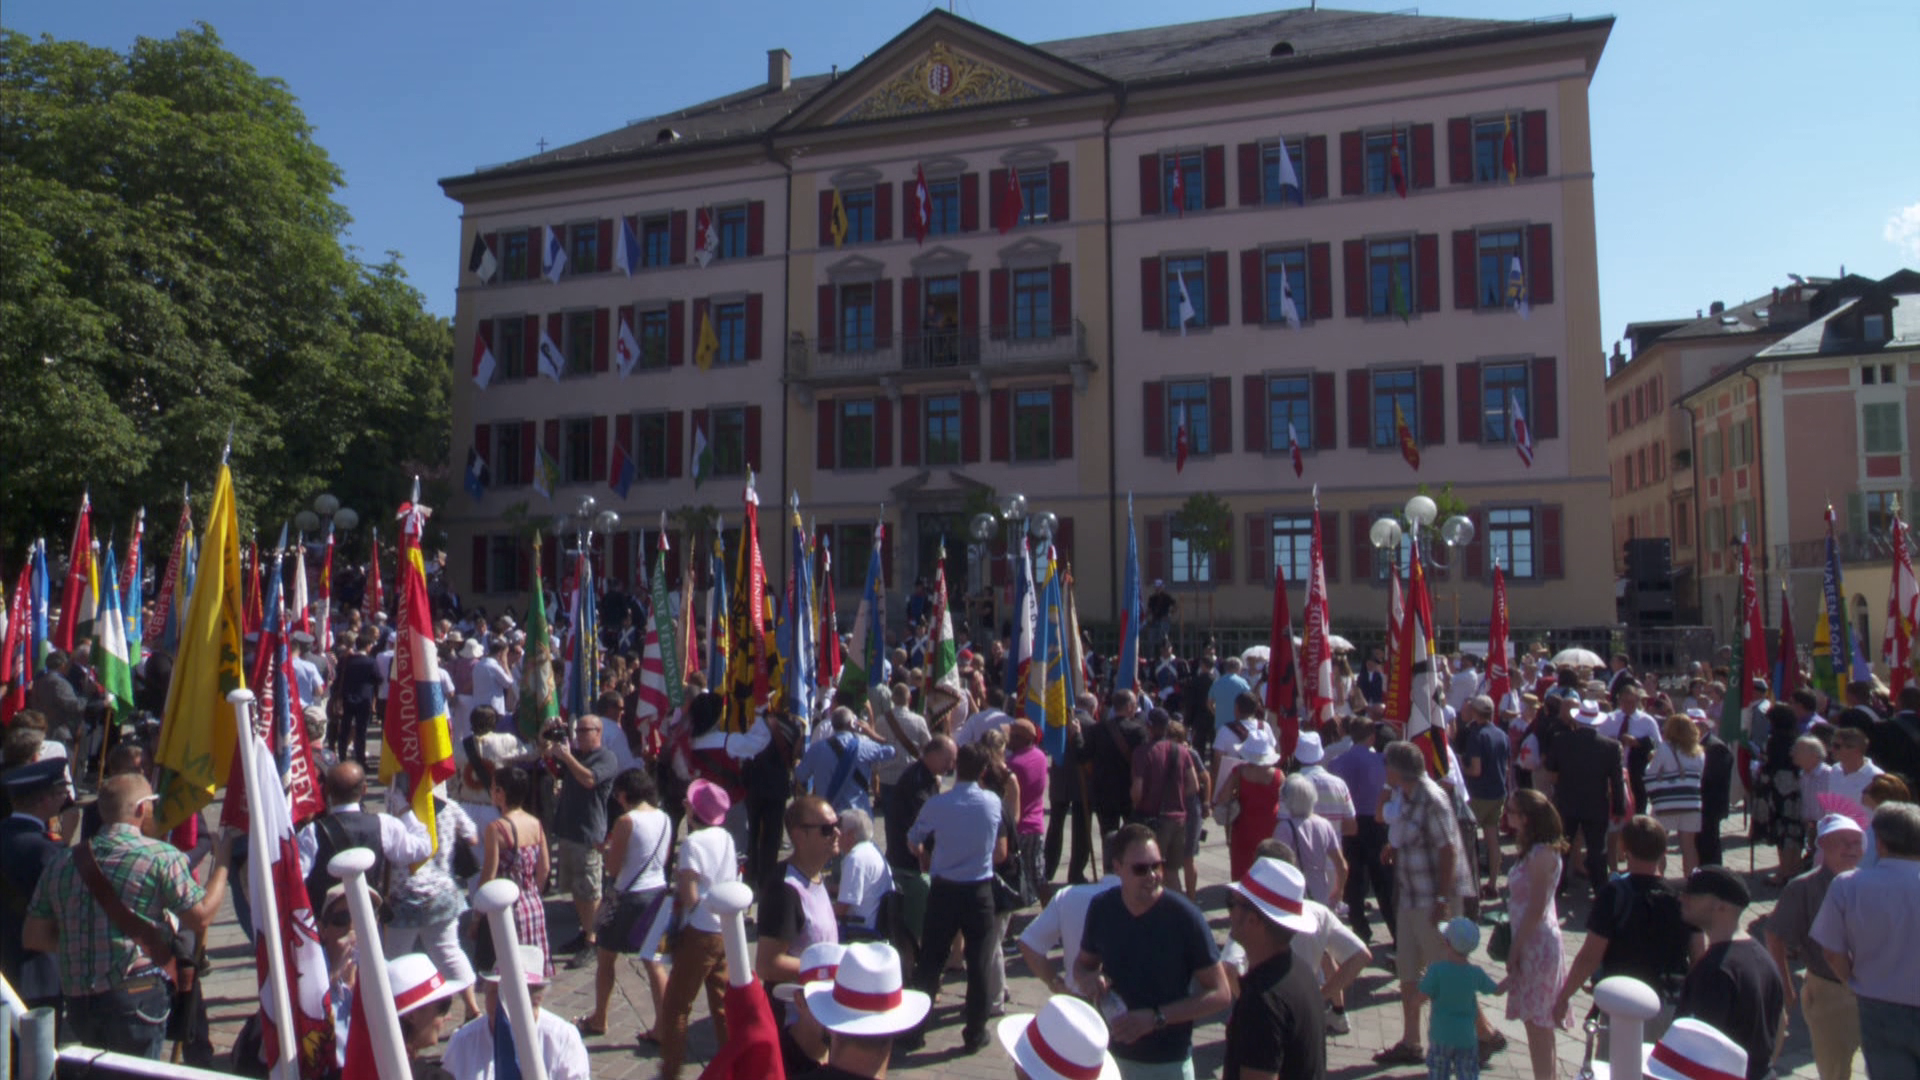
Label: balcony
xmin=786 ymin=320 xmax=1092 ymax=392
xmin=1774 ymin=531 xmax=1895 ymax=570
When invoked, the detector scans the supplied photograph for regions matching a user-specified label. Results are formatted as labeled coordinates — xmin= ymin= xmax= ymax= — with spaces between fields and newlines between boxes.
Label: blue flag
xmin=1116 ymin=496 xmax=1142 ymax=695
xmin=608 ymin=443 xmax=635 ymax=500
xmin=30 ymin=540 xmax=49 ymax=673
xmin=787 ymin=499 xmax=817 ymax=731
xmin=708 ymin=530 xmax=729 ymax=685
xmin=563 ymin=552 xmax=597 ymax=720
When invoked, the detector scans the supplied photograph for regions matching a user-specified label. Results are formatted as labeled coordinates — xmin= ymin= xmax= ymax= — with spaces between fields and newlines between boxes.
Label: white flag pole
xmin=329 ymin=847 xmax=410 ymax=1080
xmin=474 ymin=880 xmax=550 ymax=1080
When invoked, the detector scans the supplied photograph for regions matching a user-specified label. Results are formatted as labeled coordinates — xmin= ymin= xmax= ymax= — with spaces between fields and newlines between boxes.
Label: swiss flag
xmin=997 ymin=168 xmax=1023 ymax=234
xmin=1169 ymin=165 xmax=1185 ymax=217
xmin=911 ymin=164 xmax=932 ymax=245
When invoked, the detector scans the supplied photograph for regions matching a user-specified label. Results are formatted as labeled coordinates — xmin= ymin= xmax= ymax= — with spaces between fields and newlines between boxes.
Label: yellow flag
xmin=154 ymin=463 xmax=246 ymax=832
xmin=695 ymin=308 xmax=719 ymax=371
xmin=830 ymin=189 xmax=849 ymax=250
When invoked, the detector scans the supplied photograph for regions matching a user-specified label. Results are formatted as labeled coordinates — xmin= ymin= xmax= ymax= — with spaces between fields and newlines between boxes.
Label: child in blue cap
xmin=1419 ymin=916 xmax=1509 ymax=1080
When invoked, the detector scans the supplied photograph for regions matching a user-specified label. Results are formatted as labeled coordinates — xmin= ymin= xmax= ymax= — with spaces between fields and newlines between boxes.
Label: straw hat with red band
xmin=388 ymin=953 xmax=471 ymax=1017
xmin=773 ymin=941 xmax=845 ymax=1003
xmin=1228 ymin=857 xmax=1317 ymax=934
xmin=1644 ymin=1018 xmax=1747 ymax=1080
xmin=800 ymin=942 xmax=929 ymax=1037
xmin=996 ymin=994 xmax=1119 ymax=1080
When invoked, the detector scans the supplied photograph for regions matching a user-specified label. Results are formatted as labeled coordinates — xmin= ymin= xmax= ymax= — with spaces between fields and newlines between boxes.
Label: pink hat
xmin=687 ymin=778 xmax=731 ymax=826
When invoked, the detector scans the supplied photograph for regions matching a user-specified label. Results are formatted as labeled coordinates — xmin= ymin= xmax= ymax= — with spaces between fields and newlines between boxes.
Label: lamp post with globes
xmin=297 ymin=494 xmax=358 ymax=641
xmin=1369 ymin=493 xmax=1474 ymax=643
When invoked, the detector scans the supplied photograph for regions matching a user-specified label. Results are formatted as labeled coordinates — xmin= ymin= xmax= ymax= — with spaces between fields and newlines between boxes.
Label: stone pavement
xmin=188 ymin=798 xmax=1859 ymax=1079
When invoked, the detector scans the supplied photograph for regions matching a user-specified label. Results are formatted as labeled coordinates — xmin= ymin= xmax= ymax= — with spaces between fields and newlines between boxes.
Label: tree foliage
xmin=0 ymin=25 xmax=448 ymax=560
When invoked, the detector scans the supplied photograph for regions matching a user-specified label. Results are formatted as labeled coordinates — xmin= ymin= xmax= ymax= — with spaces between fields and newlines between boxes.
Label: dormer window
xmin=1864 ymin=313 xmax=1888 ymax=341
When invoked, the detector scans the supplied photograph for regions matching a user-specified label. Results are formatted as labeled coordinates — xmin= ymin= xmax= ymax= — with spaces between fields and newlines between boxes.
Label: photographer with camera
xmin=545 ymin=714 xmax=619 ymax=966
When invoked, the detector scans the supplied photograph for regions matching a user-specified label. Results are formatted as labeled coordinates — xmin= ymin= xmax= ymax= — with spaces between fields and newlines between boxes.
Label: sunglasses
xmin=804 ymin=821 xmax=839 ymax=837
xmin=1130 ymin=860 xmax=1164 ymax=877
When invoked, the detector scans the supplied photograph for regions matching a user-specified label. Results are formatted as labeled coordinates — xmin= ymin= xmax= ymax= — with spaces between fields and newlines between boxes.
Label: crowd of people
xmin=5 ymin=576 xmax=1920 ymax=1080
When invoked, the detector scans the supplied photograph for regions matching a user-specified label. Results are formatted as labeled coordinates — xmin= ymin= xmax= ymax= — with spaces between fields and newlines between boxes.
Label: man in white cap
xmin=1647 ymin=1018 xmax=1749 ymax=1080
xmin=799 ymin=941 xmax=930 ymax=1080
xmin=1291 ymin=731 xmax=1355 ymax=833
xmin=1223 ymin=857 xmax=1328 ymax=1080
xmin=998 ymin=994 xmax=1120 ymax=1080
xmin=441 ymin=943 xmax=588 ymax=1080
xmin=1544 ymin=700 xmax=1626 ymax=900
xmin=1766 ymin=814 xmax=1865 ymax=1080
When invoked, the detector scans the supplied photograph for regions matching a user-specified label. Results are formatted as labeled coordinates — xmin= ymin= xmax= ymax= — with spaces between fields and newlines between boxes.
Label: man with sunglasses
xmin=1073 ymin=822 xmax=1230 ymax=1079
xmin=757 ymin=793 xmax=845 ymax=1068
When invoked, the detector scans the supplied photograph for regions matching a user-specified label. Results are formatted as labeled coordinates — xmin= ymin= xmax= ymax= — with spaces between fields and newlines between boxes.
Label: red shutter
xmin=817 ymin=284 xmax=836 ymax=353
xmin=874 ymin=183 xmax=893 ymax=242
xmin=473 ymin=421 xmax=491 ymax=465
xmin=961 ymin=390 xmax=981 ymax=463
xmin=1527 ymin=224 xmax=1554 ymax=304
xmin=520 ymin=423 xmax=535 ymax=485
xmin=1521 ymin=110 xmax=1548 ymax=177
xmin=1342 ymin=240 xmax=1366 ymax=317
xmin=1143 ymin=381 xmax=1167 ymax=457
xmin=1248 ymin=514 xmax=1270 ymax=585
xmin=1145 ymin=517 xmax=1167 ymax=586
xmin=1140 ymin=256 xmax=1163 ymax=330
xmin=1465 ymin=509 xmax=1486 ymax=581
xmin=1052 ymin=385 xmax=1073 ymax=461
xmin=1206 ymin=251 xmax=1229 ymax=326
xmin=990 ymin=389 xmax=1010 ymax=462
xmin=901 ymin=278 xmax=921 ymax=343
xmin=1212 ymin=521 xmax=1232 ymax=584
xmin=1319 ymin=511 xmax=1339 ymax=583
xmin=745 ymin=293 xmax=763 ymax=361
xmin=471 ymin=536 xmax=488 ymax=594
xmin=818 ymin=190 xmax=835 ymax=247
xmin=667 ymin=412 xmax=684 ymax=477
xmin=1308 ymin=242 xmax=1332 ymax=321
xmin=1411 ymin=123 xmax=1435 ymax=189
xmin=1541 ymin=505 xmax=1565 ymax=578
xmin=522 ymin=314 xmax=539 ymax=372
xmin=988 ymin=169 xmax=1006 ymax=229
xmin=1457 ymin=361 xmax=1483 ymax=444
xmin=1203 ymin=145 xmax=1226 ymax=209
xmin=546 ymin=312 xmax=562 ymax=356
xmin=1305 ymin=135 xmax=1328 ymax=200
xmin=664 ymin=532 xmax=681 ymax=586
xmin=1238 ymin=143 xmax=1261 ymax=206
xmin=1138 ymin=153 xmax=1161 ymax=216
xmin=1415 ymin=233 xmax=1440 ymax=313
xmin=900 ymin=180 xmax=916 ymax=238
xmin=1346 ymin=370 xmax=1369 ymax=448
xmin=1210 ymin=377 xmax=1232 ymax=456
xmin=541 ymin=535 xmax=557 ymax=586
xmin=989 ymin=268 xmax=1010 ymax=340
xmin=1420 ymin=364 xmax=1446 ymax=446
xmin=1049 ymin=161 xmax=1069 ymax=222
xmin=1448 ymin=118 xmax=1472 ymax=184
xmin=613 ymin=533 xmax=632 ymax=586
xmin=817 ymin=400 xmax=835 ymax=469
xmin=1453 ymin=230 xmax=1479 ymax=309
xmin=1241 ymin=249 xmax=1264 ymax=324
xmin=900 ymin=394 xmax=920 ymax=467
xmin=524 ymin=228 xmax=540 ymax=279
xmin=959 ymin=172 xmax=980 ymax=232
xmin=593 ymin=308 xmax=610 ymax=372
xmin=591 ymin=219 xmax=610 ymax=273
xmin=1244 ymin=374 xmax=1267 ymax=453
xmin=960 ymin=270 xmax=980 ymax=334
xmin=613 ymin=414 xmax=631 ymax=459
xmin=744 ymin=406 xmax=762 ymax=473
xmin=1346 ymin=512 xmax=1376 ymax=588
xmin=1339 ymin=131 xmax=1363 ymax=196
xmin=1038 ymin=264 xmax=1067 ymax=337
xmin=591 ymin=415 xmax=608 ymax=480
xmin=543 ymin=418 xmax=559 ymax=464
xmin=747 ymin=201 xmax=765 ymax=256
xmin=1054 ymin=518 xmax=1075 ymax=568
xmin=1532 ymin=357 xmax=1559 ymax=439
xmin=1312 ymin=372 xmax=1337 ymax=450
xmin=876 ymin=279 xmax=893 ymax=347
xmin=669 ymin=210 xmax=687 ymax=264
xmin=875 ymin=397 xmax=893 ymax=467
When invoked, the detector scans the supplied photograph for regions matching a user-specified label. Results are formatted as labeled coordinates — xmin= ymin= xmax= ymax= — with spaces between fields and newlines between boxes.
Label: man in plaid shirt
xmin=24 ymin=774 xmax=231 ymax=1058
xmin=1373 ymin=739 xmax=1468 ymax=1067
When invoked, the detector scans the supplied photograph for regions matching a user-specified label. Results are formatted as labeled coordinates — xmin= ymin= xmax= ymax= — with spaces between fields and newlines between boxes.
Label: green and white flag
xmin=95 ymin=541 xmax=134 ymax=720
xmin=692 ymin=422 xmax=713 ymax=489
xmin=533 ymin=444 xmax=559 ymax=500
xmin=925 ymin=541 xmax=969 ymax=731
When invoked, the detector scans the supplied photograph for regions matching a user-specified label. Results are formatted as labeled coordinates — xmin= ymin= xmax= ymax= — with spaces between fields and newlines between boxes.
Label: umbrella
xmin=1551 ymin=647 xmax=1605 ymax=669
xmin=1242 ymin=645 xmax=1271 ymax=663
xmin=1329 ymin=635 xmax=1354 ymax=653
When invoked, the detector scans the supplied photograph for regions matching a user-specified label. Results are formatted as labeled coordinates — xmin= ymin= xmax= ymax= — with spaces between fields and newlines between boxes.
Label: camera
xmin=541 ymin=723 xmax=569 ymax=744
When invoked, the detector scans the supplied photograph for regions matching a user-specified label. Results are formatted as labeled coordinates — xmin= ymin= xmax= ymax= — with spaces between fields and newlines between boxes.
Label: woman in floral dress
xmin=1503 ymin=789 xmax=1571 ymax=1080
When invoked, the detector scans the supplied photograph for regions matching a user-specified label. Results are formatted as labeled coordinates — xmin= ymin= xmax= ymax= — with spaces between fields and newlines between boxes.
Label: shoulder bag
xmin=73 ymin=842 xmax=188 ymax=989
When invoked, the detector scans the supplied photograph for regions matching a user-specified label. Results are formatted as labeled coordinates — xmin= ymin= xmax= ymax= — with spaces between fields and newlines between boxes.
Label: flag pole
xmin=231 ymin=690 xmax=299 ymax=1080
xmin=474 ymin=880 xmax=550 ymax=1080
xmin=332 ymin=847 xmax=410 ymax=1080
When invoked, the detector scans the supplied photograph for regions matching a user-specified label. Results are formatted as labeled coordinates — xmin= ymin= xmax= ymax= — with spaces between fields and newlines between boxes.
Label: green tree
xmin=1174 ymin=492 xmax=1233 ymax=637
xmin=0 ymin=25 xmax=449 ymax=559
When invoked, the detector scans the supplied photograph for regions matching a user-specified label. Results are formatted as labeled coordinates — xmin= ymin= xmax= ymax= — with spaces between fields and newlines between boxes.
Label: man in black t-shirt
xmin=1224 ymin=857 xmax=1327 ymax=1080
xmin=1555 ymin=816 xmax=1702 ymax=1025
xmin=883 ymin=737 xmax=952 ymax=873
xmin=1089 ymin=691 xmax=1148 ymax=845
xmin=1676 ymin=866 xmax=1785 ymax=1080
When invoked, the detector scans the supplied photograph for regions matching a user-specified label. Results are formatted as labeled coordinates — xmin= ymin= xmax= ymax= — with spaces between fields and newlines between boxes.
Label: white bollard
xmin=1592 ymin=975 xmax=1663 ymax=1080
xmin=329 ymin=848 xmax=410 ymax=1080
xmin=706 ymin=881 xmax=755 ymax=989
xmin=473 ymin=879 xmax=549 ymax=1080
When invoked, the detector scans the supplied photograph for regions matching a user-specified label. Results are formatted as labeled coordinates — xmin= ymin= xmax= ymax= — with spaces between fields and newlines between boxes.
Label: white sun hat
xmin=996 ymin=994 xmax=1119 ymax=1080
xmin=800 ymin=942 xmax=930 ymax=1037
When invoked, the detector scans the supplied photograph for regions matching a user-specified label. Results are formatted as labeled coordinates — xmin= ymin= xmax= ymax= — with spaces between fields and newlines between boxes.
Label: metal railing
xmin=1776 ymin=531 xmax=1895 ymax=570
xmin=786 ymin=320 xmax=1088 ymax=380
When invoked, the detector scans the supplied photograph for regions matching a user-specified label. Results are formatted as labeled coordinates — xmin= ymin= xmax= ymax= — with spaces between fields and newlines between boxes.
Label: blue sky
xmin=12 ymin=0 xmax=1919 ymax=358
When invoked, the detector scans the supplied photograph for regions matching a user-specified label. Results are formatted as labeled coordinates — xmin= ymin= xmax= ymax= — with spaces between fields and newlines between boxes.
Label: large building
xmin=440 ymin=7 xmax=1615 ymax=631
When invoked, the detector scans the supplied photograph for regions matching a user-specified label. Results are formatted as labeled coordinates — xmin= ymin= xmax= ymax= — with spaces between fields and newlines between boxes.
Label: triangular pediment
xmin=776 ymin=12 xmax=1111 ymax=133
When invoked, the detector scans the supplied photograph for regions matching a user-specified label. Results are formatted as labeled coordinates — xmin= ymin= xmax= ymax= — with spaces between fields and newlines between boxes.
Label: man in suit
xmin=0 ymin=760 xmax=74 ymax=1013
xmin=1545 ymin=699 xmax=1628 ymax=899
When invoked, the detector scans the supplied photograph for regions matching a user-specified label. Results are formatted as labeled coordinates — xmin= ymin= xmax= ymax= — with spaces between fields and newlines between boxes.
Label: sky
xmin=11 ymin=0 xmax=1920 ymax=360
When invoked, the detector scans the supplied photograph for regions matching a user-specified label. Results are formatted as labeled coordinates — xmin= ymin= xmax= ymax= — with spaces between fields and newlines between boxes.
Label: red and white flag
xmin=240 ymin=728 xmax=335 ymax=1077
xmin=1287 ymin=421 xmax=1304 ymax=479
xmin=997 ymin=167 xmax=1023 ymax=234
xmin=1169 ymin=165 xmax=1185 ymax=217
xmin=1301 ymin=489 xmax=1335 ymax=728
xmin=471 ymin=333 xmax=497 ymax=390
xmin=1510 ymin=396 xmax=1534 ymax=467
xmin=694 ymin=208 xmax=719 ymax=268
xmin=1174 ymin=423 xmax=1190 ymax=474
xmin=1487 ymin=563 xmax=1512 ymax=704
xmin=1886 ymin=511 xmax=1918 ymax=690
xmin=910 ymin=164 xmax=932 ymax=244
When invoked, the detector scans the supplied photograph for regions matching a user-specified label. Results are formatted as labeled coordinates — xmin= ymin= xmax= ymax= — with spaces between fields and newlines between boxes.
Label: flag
xmin=926 ymin=540 xmax=968 ymax=731
xmin=316 ymin=521 xmax=334 ymax=654
xmin=472 ymin=333 xmax=498 ymax=390
xmin=695 ymin=306 xmax=719 ymax=371
xmin=1390 ymin=262 xmax=1411 ymax=324
xmin=1817 ymin=505 xmax=1853 ymax=698
xmin=691 ymin=421 xmax=713 ymax=489
xmin=94 ymin=541 xmax=133 ymax=722
xmin=1887 ymin=509 xmax=1918 ymax=690
xmin=30 ymin=540 xmax=50 ymax=673
xmin=377 ymin=493 xmax=456 ymax=861
xmin=492 ymin=1000 xmax=523 ymax=1080
xmin=1061 ymin=564 xmax=1087 ymax=703
xmin=1287 ymin=422 xmax=1305 ymax=479
xmin=1276 ymin=138 xmax=1304 ymax=206
xmin=533 ymin=444 xmax=559 ymax=500
xmin=1169 ymin=164 xmax=1185 ymax=217
xmin=829 ymin=190 xmax=850 ymax=249
xmin=1279 ymin=271 xmax=1302 ymax=329
xmin=1174 ymin=422 xmax=1190 ymax=474
xmin=1510 ymin=395 xmax=1534 ymax=467
xmin=245 ymin=541 xmax=265 ymax=639
xmin=363 ymin=529 xmax=384 ymax=622
xmin=615 ymin=216 xmax=641 ymax=276
xmin=468 ymin=233 xmax=498 ymax=284
xmin=692 ymin=207 xmax=719 ymax=268
xmin=997 ymin=166 xmax=1023 ymax=234
xmin=1508 ymin=255 xmax=1529 ymax=319
xmin=1174 ymin=271 xmax=1196 ymax=335
xmin=817 ymin=536 xmax=840 ymax=691
xmin=1487 ymin=563 xmax=1512 ymax=705
xmin=1394 ymin=402 xmax=1420 ymax=471
xmin=785 ymin=498 xmax=818 ymax=726
xmin=291 ymin=533 xmax=310 ymax=637
xmin=910 ymin=164 xmax=932 ymax=244
xmin=542 ymin=224 xmax=567 ymax=283
xmin=721 ymin=475 xmax=767 ymax=733
xmin=696 ymin=977 xmax=782 ymax=1080
xmin=1004 ymin=531 xmax=1036 ymax=705
xmin=123 ymin=510 xmax=144 ymax=664
xmin=147 ymin=495 xmax=191 ymax=652
xmin=513 ymin=536 xmax=561 ymax=741
xmin=1777 ymin=583 xmax=1801 ymax=700
xmin=1115 ymin=498 xmax=1142 ymax=695
xmin=1029 ymin=552 xmax=1072 ymax=763
xmin=2 ymin=560 xmax=31 ymax=724
xmin=561 ymin=550 xmax=597 ymax=722
xmin=1730 ymin=525 xmax=1766 ymax=741
xmin=55 ymin=492 xmax=91 ymax=653
xmin=636 ymin=529 xmax=679 ymax=745
xmin=466 ymin=447 xmax=490 ymax=502
xmin=1301 ymin=491 xmax=1335 ymax=728
xmin=615 ymin=310 xmax=643 ymax=377
xmin=1266 ymin=541 xmax=1301 ymax=759
xmin=536 ymin=323 xmax=566 ymax=382
xmin=1501 ymin=114 xmax=1518 ymax=184
xmin=1389 ymin=132 xmax=1408 ymax=198
xmin=154 ymin=462 xmax=246 ymax=832
xmin=835 ymin=522 xmax=888 ymax=707
xmin=706 ymin=524 xmax=726 ymax=685
xmin=1399 ymin=540 xmax=1445 ymax=777
xmin=223 ymin=527 xmax=323 ymax=829
xmin=608 ymin=443 xmax=635 ymax=499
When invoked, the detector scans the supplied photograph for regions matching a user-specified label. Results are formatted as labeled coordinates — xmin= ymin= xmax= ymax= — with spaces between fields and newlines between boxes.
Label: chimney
xmin=768 ymin=49 xmax=792 ymax=92
xmin=1709 ymin=300 xmax=1725 ymax=316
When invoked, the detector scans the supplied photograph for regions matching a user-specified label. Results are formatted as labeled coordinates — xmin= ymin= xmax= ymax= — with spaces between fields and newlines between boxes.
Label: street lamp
xmin=1369 ymin=493 xmax=1474 ymax=570
xmin=563 ymin=495 xmax=620 ymax=559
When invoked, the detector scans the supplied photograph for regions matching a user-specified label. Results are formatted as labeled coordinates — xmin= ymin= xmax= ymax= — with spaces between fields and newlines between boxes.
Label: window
xmin=1270 ymin=514 xmax=1314 ymax=582
xmin=637 ymin=308 xmax=670 ymax=371
xmin=1864 ymin=315 xmax=1888 ymax=342
xmin=1475 ymin=229 xmax=1524 ymax=309
xmin=492 ymin=422 xmax=527 ymax=486
xmin=1262 ymin=248 xmax=1307 ymax=324
xmin=1863 ymin=402 xmax=1903 ymax=453
xmin=1267 ymin=375 xmax=1312 ymax=451
xmin=1363 ymin=129 xmax=1404 ymax=195
xmin=1487 ymin=507 xmax=1537 ymax=579
xmin=714 ymin=301 xmax=747 ymax=366
xmin=920 ymin=276 xmax=962 ymax=366
xmin=1012 ymin=269 xmax=1053 ymax=339
xmin=564 ymin=310 xmax=595 ymax=376
xmin=1163 ymin=255 xmax=1208 ymax=330
xmin=1017 ymin=168 xmax=1051 ymax=225
xmin=1169 ymin=521 xmax=1213 ymax=585
xmin=1863 ymin=363 xmax=1897 ymax=384
xmin=1675 ymin=504 xmax=1692 ymax=548
xmin=487 ymin=536 xmax=524 ymax=593
xmin=641 ymin=215 xmax=672 ymax=268
xmin=1261 ymin=139 xmax=1306 ymax=204
xmin=1471 ymin=115 xmax=1517 ymax=183
xmin=710 ymin=406 xmax=746 ymax=477
xmin=1704 ymin=506 xmax=1727 ymax=551
xmin=927 ymin=178 xmax=960 ymax=236
xmin=1370 ymin=369 xmax=1417 ymax=448
xmin=502 ymin=232 xmax=530 ymax=281
xmin=1162 ymin=151 xmax=1204 ymax=214
xmin=568 ymin=222 xmax=599 ymax=274
xmin=1480 ymin=362 xmax=1529 ymax=442
xmin=1654 ymin=442 xmax=1666 ymax=481
xmin=715 ymin=205 xmax=748 ymax=259
xmin=837 ymin=400 xmax=875 ymax=470
xmin=924 ymin=394 xmax=962 ymax=466
xmin=1703 ymin=431 xmax=1723 ymax=475
xmin=839 ymin=283 xmax=876 ymax=352
xmin=496 ymin=318 xmax=527 ymax=380
xmin=842 ymin=189 xmax=876 ymax=245
xmin=1166 ymin=380 xmax=1213 ymax=456
xmin=562 ymin=418 xmax=592 ymax=484
xmin=1366 ymin=237 xmax=1413 ymax=318
xmin=1865 ymin=491 xmax=1901 ymax=537
xmin=1012 ymin=389 xmax=1054 ymax=463
xmin=1730 ymin=420 xmax=1753 ymax=466
xmin=834 ymin=525 xmax=874 ymax=590
xmin=636 ymin=412 xmax=670 ymax=480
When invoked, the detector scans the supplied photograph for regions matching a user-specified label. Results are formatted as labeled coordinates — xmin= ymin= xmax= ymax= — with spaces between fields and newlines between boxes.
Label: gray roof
xmin=1755 ymin=295 xmax=1920 ymax=360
